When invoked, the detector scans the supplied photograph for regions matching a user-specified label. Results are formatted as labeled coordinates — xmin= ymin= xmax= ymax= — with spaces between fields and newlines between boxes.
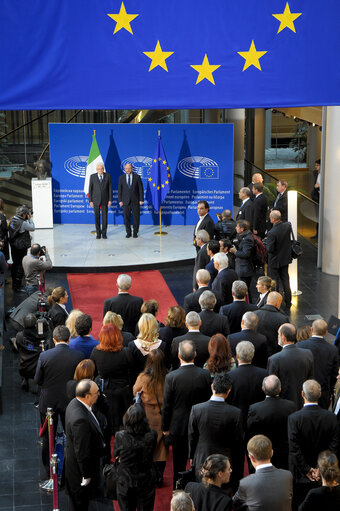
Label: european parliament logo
xmin=177 ymin=156 xmax=219 ymax=179
xmin=64 ymin=156 xmax=88 ymax=178
xmin=121 ymin=156 xmax=153 ymax=179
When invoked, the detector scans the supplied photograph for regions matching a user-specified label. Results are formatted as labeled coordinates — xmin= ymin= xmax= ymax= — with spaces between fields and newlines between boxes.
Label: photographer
xmin=16 ymin=313 xmax=46 ymax=391
xmin=214 ymin=209 xmax=236 ymax=241
xmin=229 ymin=220 xmax=255 ymax=301
xmin=8 ymin=205 xmax=35 ymax=292
xmin=9 ymin=288 xmax=52 ymax=332
xmin=22 ymin=243 xmax=52 ymax=296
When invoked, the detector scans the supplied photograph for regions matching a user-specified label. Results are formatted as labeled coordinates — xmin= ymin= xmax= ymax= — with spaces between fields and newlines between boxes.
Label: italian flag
xmin=83 ymin=132 xmax=105 ymax=195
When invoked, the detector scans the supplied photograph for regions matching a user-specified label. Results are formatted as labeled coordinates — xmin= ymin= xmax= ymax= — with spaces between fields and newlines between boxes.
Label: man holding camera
xmin=9 ymin=205 xmax=35 ymax=292
xmin=22 ymin=243 xmax=52 ymax=296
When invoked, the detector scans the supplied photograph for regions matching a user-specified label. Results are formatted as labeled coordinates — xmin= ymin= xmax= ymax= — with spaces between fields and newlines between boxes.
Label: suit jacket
xmin=219 ymin=300 xmax=258 ymax=334
xmin=103 ymin=293 xmax=143 ymax=334
xmin=255 ymin=290 xmax=270 ymax=308
xmin=205 ymin=257 xmax=218 ymax=284
xmin=267 ymin=344 xmax=314 ymax=408
xmin=227 ymin=364 xmax=268 ymax=427
xmin=171 ymin=331 xmax=210 ymax=369
xmin=48 ymin=303 xmax=68 ymax=329
xmin=118 ymin=172 xmax=144 ymax=205
xmin=185 ymin=482 xmax=232 ymax=511
xmin=265 ymin=221 xmax=292 ymax=269
xmin=247 ymin=396 xmax=297 ymax=469
xmin=253 ymin=193 xmax=268 ymax=237
xmin=227 ymin=329 xmax=268 ymax=369
xmin=233 ymin=465 xmax=293 ymax=511
xmin=162 ymin=364 xmax=211 ymax=437
xmin=254 ymin=305 xmax=289 ymax=357
xmin=34 ymin=343 xmax=84 ymax=414
xmin=88 ymin=172 xmax=112 ymax=206
xmin=236 ymin=199 xmax=254 ymax=229
xmin=193 ymin=244 xmax=210 ymax=289
xmin=212 ymin=267 xmax=238 ymax=305
xmin=297 ymin=336 xmax=339 ymax=409
xmin=234 ymin=230 xmax=255 ymax=278
xmin=199 ymin=309 xmax=230 ymax=338
xmin=193 ymin=213 xmax=215 ymax=242
xmin=288 ymin=404 xmax=338 ymax=483
xmin=183 ymin=286 xmax=221 ymax=314
xmin=271 ymin=190 xmax=288 ymax=222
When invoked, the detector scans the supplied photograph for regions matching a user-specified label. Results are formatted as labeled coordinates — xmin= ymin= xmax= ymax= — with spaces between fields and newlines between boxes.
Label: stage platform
xmin=30 ymin=224 xmax=196 ymax=271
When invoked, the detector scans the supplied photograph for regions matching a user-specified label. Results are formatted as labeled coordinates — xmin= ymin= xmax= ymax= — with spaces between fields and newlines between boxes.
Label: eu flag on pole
xmin=147 ymin=135 xmax=172 ymax=212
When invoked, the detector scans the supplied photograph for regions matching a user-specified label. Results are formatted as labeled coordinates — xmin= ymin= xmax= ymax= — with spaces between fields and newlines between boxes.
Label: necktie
xmin=128 ymin=175 xmax=131 ymax=187
xmin=99 ymin=175 xmax=103 ymax=184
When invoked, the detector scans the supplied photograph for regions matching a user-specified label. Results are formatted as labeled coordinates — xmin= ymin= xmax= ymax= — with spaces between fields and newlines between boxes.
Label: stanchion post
xmin=39 ymin=408 xmax=54 ymax=493
xmin=51 ymin=453 xmax=60 ymax=511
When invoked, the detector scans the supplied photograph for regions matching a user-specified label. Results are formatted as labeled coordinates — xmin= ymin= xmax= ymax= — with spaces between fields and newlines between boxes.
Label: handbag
xmin=291 ymin=228 xmax=303 ymax=259
xmin=176 ymin=467 xmax=195 ymax=490
xmin=103 ymin=459 xmax=119 ymax=500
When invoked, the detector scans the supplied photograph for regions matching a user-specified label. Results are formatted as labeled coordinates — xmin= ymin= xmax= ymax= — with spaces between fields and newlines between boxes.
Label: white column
xmin=288 ymin=190 xmax=301 ymax=295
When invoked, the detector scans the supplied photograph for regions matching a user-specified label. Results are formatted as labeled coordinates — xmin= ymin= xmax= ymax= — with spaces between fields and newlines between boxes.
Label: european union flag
xmin=147 ymin=135 xmax=172 ymax=212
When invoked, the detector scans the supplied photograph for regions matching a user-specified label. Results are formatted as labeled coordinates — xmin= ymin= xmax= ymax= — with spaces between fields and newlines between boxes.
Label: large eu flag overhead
xmin=146 ymin=134 xmax=172 ymax=212
xmin=0 ymin=1 xmax=339 ymax=109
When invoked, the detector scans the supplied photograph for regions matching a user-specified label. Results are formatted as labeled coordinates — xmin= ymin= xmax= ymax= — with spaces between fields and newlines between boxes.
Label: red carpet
xmin=67 ymin=270 xmax=178 ymax=338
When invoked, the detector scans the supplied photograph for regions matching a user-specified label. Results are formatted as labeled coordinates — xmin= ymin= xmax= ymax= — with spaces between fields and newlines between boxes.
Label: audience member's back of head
xmin=75 ymin=313 xmax=92 ymax=336
xmin=166 ymin=306 xmax=186 ymax=328
xmin=213 ymin=372 xmax=232 ymax=394
xmin=232 ymin=280 xmax=248 ymax=299
xmin=53 ymin=325 xmax=70 ymax=343
xmin=185 ymin=311 xmax=200 ymax=328
xmin=196 ymin=269 xmax=210 ymax=286
xmin=117 ymin=274 xmax=131 ymax=291
xmin=123 ymin=403 xmax=150 ymax=436
xmin=303 ymin=379 xmax=321 ymax=402
xmin=263 ymin=375 xmax=281 ymax=397
xmin=312 ymin=319 xmax=328 ymax=337
xmin=179 ymin=340 xmax=196 ymax=363
xmin=170 ymin=491 xmax=194 ymax=511
xmin=236 ymin=340 xmax=255 ymax=363
xmin=242 ymin=311 xmax=258 ymax=330
xmin=247 ymin=435 xmax=272 ymax=462
xmin=266 ymin=291 xmax=283 ymax=309
xmin=318 ymin=451 xmax=340 ymax=484
xmin=199 ymin=290 xmax=216 ymax=311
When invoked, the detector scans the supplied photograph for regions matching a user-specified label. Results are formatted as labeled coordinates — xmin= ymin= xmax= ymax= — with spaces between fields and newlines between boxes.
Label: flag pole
xmin=154 ymin=130 xmax=168 ymax=236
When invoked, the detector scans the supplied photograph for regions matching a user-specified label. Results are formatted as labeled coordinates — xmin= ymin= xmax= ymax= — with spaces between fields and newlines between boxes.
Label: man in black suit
xmin=183 ymin=269 xmax=221 ymax=314
xmin=265 ymin=210 xmax=293 ymax=310
xmin=254 ymin=291 xmax=289 ymax=357
xmin=188 ymin=372 xmax=244 ymax=489
xmin=271 ymin=179 xmax=288 ymax=222
xmin=34 ymin=325 xmax=84 ymax=479
xmin=205 ymin=239 xmax=220 ymax=285
xmin=193 ymin=200 xmax=215 ymax=252
xmin=162 ymin=340 xmax=212 ymax=488
xmin=192 ymin=230 xmax=210 ymax=290
xmin=212 ymin=252 xmax=238 ymax=305
xmin=118 ymin=162 xmax=144 ymax=238
xmin=298 ymin=319 xmax=339 ymax=409
xmin=247 ymin=375 xmax=297 ymax=469
xmin=267 ymin=323 xmax=314 ymax=408
xmin=236 ymin=187 xmax=254 ymax=229
xmin=103 ymin=274 xmax=143 ymax=334
xmin=198 ymin=290 xmax=230 ymax=338
xmin=227 ymin=341 xmax=268 ymax=427
xmin=252 ymin=183 xmax=268 ymax=238
xmin=247 ymin=172 xmax=263 ymax=200
xmin=65 ymin=379 xmax=106 ymax=511
xmin=227 ymin=311 xmax=268 ymax=369
xmin=230 ymin=220 xmax=255 ymax=299
xmin=171 ymin=311 xmax=210 ymax=369
xmin=233 ymin=435 xmax=293 ymax=511
xmin=219 ymin=280 xmax=257 ymax=334
xmin=88 ymin=162 xmax=112 ymax=239
xmin=288 ymin=379 xmax=338 ymax=509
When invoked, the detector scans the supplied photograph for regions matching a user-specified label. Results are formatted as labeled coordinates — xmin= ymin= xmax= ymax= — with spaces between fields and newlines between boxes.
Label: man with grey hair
xmin=212 ymin=251 xmax=238 ymax=305
xmin=89 ymin=161 xmax=112 ymax=239
xmin=288 ymin=379 xmax=338 ymax=509
xmin=254 ymin=291 xmax=289 ymax=357
xmin=103 ymin=273 xmax=143 ymax=334
xmin=198 ymin=290 xmax=230 ymax=338
xmin=170 ymin=491 xmax=194 ymax=511
xmin=192 ymin=229 xmax=210 ymax=290
xmin=183 ymin=269 xmax=221 ymax=314
xmin=247 ymin=375 xmax=296 ymax=469
xmin=227 ymin=341 xmax=268 ymax=426
xmin=162 ymin=340 xmax=211 ymax=488
xmin=219 ymin=280 xmax=257 ymax=334
xmin=227 ymin=311 xmax=268 ymax=368
xmin=172 ymin=311 xmax=210 ymax=369
xmin=236 ymin=187 xmax=254 ymax=229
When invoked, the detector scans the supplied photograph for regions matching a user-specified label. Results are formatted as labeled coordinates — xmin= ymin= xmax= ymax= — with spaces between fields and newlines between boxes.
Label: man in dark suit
xmin=118 ymin=162 xmax=144 ymax=238
xmin=247 ymin=375 xmax=297 ymax=469
xmin=65 ymin=379 xmax=106 ymax=511
xmin=230 ymin=220 xmax=255 ymax=299
xmin=193 ymin=200 xmax=215 ymax=252
xmin=198 ymin=290 xmax=230 ymax=338
xmin=228 ymin=311 xmax=268 ymax=369
xmin=254 ymin=291 xmax=289 ymax=357
xmin=162 ymin=340 xmax=212 ymax=488
xmin=171 ymin=311 xmax=210 ymax=369
xmin=267 ymin=323 xmax=314 ymax=408
xmin=214 ymin=209 xmax=236 ymax=240
xmin=212 ymin=252 xmax=238 ymax=305
xmin=298 ymin=319 xmax=339 ymax=409
xmin=265 ymin=210 xmax=293 ymax=310
xmin=188 ymin=372 xmax=244 ymax=489
xmin=34 ymin=325 xmax=84 ymax=479
xmin=205 ymin=239 xmax=220 ymax=285
xmin=288 ymin=379 xmax=338 ymax=509
xmin=252 ymin=183 xmax=268 ymax=238
xmin=233 ymin=435 xmax=293 ymax=511
xmin=219 ymin=280 xmax=257 ymax=334
xmin=192 ymin=230 xmax=210 ymax=290
xmin=183 ymin=269 xmax=221 ymax=314
xmin=236 ymin=187 xmax=254 ymax=229
xmin=271 ymin=179 xmax=288 ymax=222
xmin=247 ymin=172 xmax=264 ymax=200
xmin=103 ymin=274 xmax=143 ymax=334
xmin=227 ymin=341 xmax=268 ymax=427
xmin=88 ymin=162 xmax=112 ymax=239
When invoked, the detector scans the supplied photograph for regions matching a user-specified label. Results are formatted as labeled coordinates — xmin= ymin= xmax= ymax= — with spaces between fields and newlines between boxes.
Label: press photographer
xmin=8 ymin=205 xmax=35 ymax=292
xmin=22 ymin=243 xmax=53 ymax=296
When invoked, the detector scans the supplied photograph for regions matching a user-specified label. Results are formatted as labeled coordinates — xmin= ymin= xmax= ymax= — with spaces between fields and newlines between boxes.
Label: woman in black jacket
xmin=48 ymin=286 xmax=69 ymax=329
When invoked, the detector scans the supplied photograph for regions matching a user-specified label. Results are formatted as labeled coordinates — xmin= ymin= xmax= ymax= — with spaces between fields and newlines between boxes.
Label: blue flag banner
xmin=0 ymin=1 xmax=339 ymax=109
xmin=147 ymin=136 xmax=172 ymax=212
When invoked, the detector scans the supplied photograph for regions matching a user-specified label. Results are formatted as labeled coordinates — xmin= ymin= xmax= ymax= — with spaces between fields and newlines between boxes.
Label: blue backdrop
xmin=49 ymin=123 xmax=233 ymax=226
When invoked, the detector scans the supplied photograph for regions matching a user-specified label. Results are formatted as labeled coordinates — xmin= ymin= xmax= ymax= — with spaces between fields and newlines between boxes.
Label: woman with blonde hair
xmin=48 ymin=286 xmax=69 ymax=328
xmin=103 ymin=310 xmax=134 ymax=347
xmin=65 ymin=309 xmax=83 ymax=338
xmin=159 ymin=305 xmax=187 ymax=360
xmin=255 ymin=276 xmax=276 ymax=308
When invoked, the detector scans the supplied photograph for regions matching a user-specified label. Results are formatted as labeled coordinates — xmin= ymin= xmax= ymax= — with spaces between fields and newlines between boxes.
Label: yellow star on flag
xmin=238 ymin=40 xmax=267 ymax=71
xmin=190 ymin=54 xmax=221 ymax=85
xmin=148 ymin=178 xmax=152 ymax=182
xmin=107 ymin=2 xmax=139 ymax=35
xmin=143 ymin=41 xmax=174 ymax=71
xmin=272 ymin=2 xmax=302 ymax=33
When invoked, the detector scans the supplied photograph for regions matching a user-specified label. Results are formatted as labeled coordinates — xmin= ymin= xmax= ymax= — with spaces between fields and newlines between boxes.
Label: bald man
xmin=254 ymin=292 xmax=289 ymax=357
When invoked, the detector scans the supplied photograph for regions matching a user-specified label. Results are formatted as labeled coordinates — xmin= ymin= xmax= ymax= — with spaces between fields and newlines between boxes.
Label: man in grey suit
xmin=233 ymin=434 xmax=293 ymax=511
xmin=118 ymin=162 xmax=144 ymax=238
xmin=89 ymin=162 xmax=112 ymax=239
